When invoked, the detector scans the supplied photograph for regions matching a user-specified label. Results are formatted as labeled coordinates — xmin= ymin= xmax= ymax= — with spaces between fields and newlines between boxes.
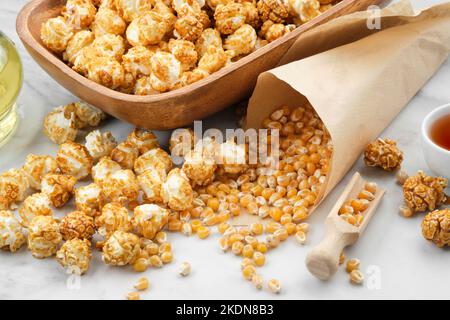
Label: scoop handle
xmin=305 ymin=225 xmax=357 ymax=280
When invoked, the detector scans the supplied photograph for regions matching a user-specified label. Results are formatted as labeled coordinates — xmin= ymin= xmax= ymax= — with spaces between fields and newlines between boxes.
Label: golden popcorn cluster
xmin=40 ymin=0 xmax=341 ymax=94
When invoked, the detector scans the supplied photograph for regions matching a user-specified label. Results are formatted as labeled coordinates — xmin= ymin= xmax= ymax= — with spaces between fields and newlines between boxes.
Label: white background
xmin=1 ymin=0 xmax=450 ymax=300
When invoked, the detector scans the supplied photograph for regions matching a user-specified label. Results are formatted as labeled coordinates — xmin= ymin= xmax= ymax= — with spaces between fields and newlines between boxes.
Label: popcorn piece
xmin=86 ymin=56 xmax=125 ymax=89
xmin=114 ymin=0 xmax=154 ymax=22
xmin=126 ymin=12 xmax=169 ymax=46
xmin=19 ymin=193 xmax=52 ymax=227
xmin=91 ymin=34 xmax=126 ymax=61
xmin=243 ymin=2 xmax=260 ymax=29
xmin=62 ymin=0 xmax=97 ymax=29
xmin=72 ymin=46 xmax=103 ymax=76
xmin=43 ymin=108 xmax=78 ymax=145
xmin=197 ymin=45 xmax=227 ymax=74
xmin=178 ymin=261 xmax=191 ymax=276
xmin=119 ymin=72 xmax=137 ymax=94
xmin=56 ymin=141 xmax=94 ymax=180
xmin=101 ymin=169 xmax=140 ymax=204
xmin=289 ymin=0 xmax=320 ymax=23
xmin=60 ymin=211 xmax=96 ymax=241
xmin=56 ymin=238 xmax=92 ymax=275
xmin=85 ymin=130 xmax=117 ymax=161
xmin=102 ymin=230 xmax=140 ymax=265
xmin=153 ymin=0 xmax=178 ymax=32
xmin=122 ymin=46 xmax=154 ymax=78
xmin=206 ymin=0 xmax=233 ymax=10
xmin=214 ymin=3 xmax=246 ymax=35
xmin=27 ymin=216 xmax=62 ymax=258
xmin=364 ymin=138 xmax=403 ymax=171
xmin=72 ymin=101 xmax=106 ymax=128
xmin=150 ymin=51 xmax=182 ymax=92
xmin=172 ymin=0 xmax=203 ymax=15
xmin=111 ymin=141 xmax=139 ymax=170
xmin=91 ymin=7 xmax=127 ymax=37
xmin=182 ymin=149 xmax=217 ymax=186
xmin=0 ymin=197 xmax=10 ymax=211
xmin=218 ymin=140 xmax=247 ymax=175
xmin=132 ymin=204 xmax=170 ymax=239
xmin=257 ymin=0 xmax=290 ymax=23
xmin=75 ymin=183 xmax=104 ymax=216
xmin=168 ymin=39 xmax=198 ymax=71
xmin=174 ymin=14 xmax=204 ymax=42
xmin=134 ymin=148 xmax=173 ymax=175
xmin=63 ymin=30 xmax=95 ymax=65
xmin=22 ymin=154 xmax=59 ymax=190
xmin=0 ymin=210 xmax=26 ymax=252
xmin=41 ymin=17 xmax=74 ymax=53
xmin=41 ymin=173 xmax=77 ymax=208
xmin=127 ymin=128 xmax=160 ymax=155
xmin=161 ymin=168 xmax=194 ymax=211
xmin=179 ymin=68 xmax=209 ymax=87
xmin=138 ymin=167 xmax=167 ymax=203
xmin=169 ymin=128 xmax=195 ymax=157
xmin=95 ymin=202 xmax=131 ymax=237
xmin=0 ymin=169 xmax=29 ymax=206
xmin=134 ymin=76 xmax=159 ymax=95
xmin=224 ymin=24 xmax=257 ymax=57
xmin=260 ymin=20 xmax=291 ymax=43
xmin=195 ymin=28 xmax=222 ymax=58
xmin=422 ymin=209 xmax=450 ymax=248
xmin=403 ymin=171 xmax=448 ymax=213
xmin=92 ymin=156 xmax=122 ymax=184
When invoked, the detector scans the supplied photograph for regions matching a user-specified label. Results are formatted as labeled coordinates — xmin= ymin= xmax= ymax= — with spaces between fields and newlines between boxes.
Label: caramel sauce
xmin=430 ymin=114 xmax=450 ymax=151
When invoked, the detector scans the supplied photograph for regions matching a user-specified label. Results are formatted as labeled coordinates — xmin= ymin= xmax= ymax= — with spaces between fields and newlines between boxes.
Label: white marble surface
xmin=1 ymin=0 xmax=450 ymax=300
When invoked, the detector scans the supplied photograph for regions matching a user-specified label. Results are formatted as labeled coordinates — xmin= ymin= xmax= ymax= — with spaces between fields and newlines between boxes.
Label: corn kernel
xmin=149 ymin=255 xmax=163 ymax=268
xmin=238 ymin=227 xmax=251 ymax=237
xmin=358 ymin=190 xmax=375 ymax=201
xmin=293 ymin=206 xmax=308 ymax=222
xmin=207 ymin=198 xmax=220 ymax=211
xmin=242 ymin=244 xmax=254 ymax=258
xmin=191 ymin=220 xmax=202 ymax=233
xmin=242 ymin=264 xmax=256 ymax=281
xmin=256 ymin=242 xmax=268 ymax=254
xmin=349 ymin=269 xmax=364 ymax=285
xmin=267 ymin=279 xmax=281 ymax=294
xmin=346 ymin=258 xmax=360 ymax=273
xmin=126 ymin=292 xmax=140 ymax=300
xmin=133 ymin=258 xmax=149 ymax=272
xmin=155 ymin=231 xmax=167 ymax=244
xmin=241 ymin=257 xmax=255 ymax=269
xmin=274 ymin=228 xmax=289 ymax=242
xmin=160 ymin=251 xmax=173 ymax=264
xmin=197 ymin=226 xmax=210 ymax=239
xmin=339 ymin=252 xmax=345 ymax=265
xmin=364 ymin=182 xmax=377 ymax=194
xmin=145 ymin=243 xmax=159 ymax=256
xmin=250 ymin=223 xmax=264 ymax=236
xmin=350 ymin=199 xmax=370 ymax=213
xmin=280 ymin=213 xmax=292 ymax=225
xmin=134 ymin=277 xmax=149 ymax=291
xmin=181 ymin=222 xmax=193 ymax=236
xmin=218 ymin=222 xmax=231 ymax=234
xmin=158 ymin=242 xmax=172 ymax=253
xmin=232 ymin=241 xmax=244 ymax=255
xmin=295 ymin=230 xmax=307 ymax=245
xmin=284 ymin=222 xmax=296 ymax=235
xmin=253 ymin=252 xmax=265 ymax=267
xmin=265 ymin=221 xmax=281 ymax=234
xmin=252 ymin=273 xmax=264 ymax=290
xmin=296 ymin=222 xmax=310 ymax=233
xmin=266 ymin=235 xmax=279 ymax=248
xmin=179 ymin=261 xmax=191 ymax=276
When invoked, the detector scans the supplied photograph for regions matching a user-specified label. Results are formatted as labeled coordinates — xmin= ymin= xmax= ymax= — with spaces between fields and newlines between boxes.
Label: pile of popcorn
xmin=0 ymin=100 xmax=334 ymax=295
xmin=40 ymin=0 xmax=341 ymax=94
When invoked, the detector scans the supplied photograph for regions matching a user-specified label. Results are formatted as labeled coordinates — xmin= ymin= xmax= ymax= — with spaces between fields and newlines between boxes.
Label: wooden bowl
xmin=16 ymin=0 xmax=383 ymax=130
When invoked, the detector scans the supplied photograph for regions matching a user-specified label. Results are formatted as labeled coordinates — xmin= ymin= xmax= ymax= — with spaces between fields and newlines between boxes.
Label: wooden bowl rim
xmin=16 ymin=0 xmax=355 ymax=103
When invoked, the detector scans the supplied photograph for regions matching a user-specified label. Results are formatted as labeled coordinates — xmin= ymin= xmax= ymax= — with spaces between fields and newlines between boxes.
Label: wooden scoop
xmin=305 ymin=172 xmax=385 ymax=280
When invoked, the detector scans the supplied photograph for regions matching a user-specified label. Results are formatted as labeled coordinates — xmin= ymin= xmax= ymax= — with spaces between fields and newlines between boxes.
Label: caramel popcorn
xmin=75 ymin=183 xmax=104 ymax=216
xmin=63 ymin=30 xmax=95 ymax=65
xmin=169 ymin=39 xmax=198 ymax=71
xmin=56 ymin=141 xmax=94 ymax=180
xmin=162 ymin=168 xmax=194 ymax=211
xmin=260 ymin=20 xmax=291 ymax=42
xmin=40 ymin=16 xmax=74 ymax=53
xmin=150 ymin=51 xmax=182 ymax=92
xmin=22 ymin=154 xmax=59 ymax=190
xmin=43 ymin=107 xmax=77 ymax=145
xmin=41 ymin=173 xmax=77 ymax=208
xmin=56 ymin=238 xmax=92 ymax=275
xmin=218 ymin=140 xmax=247 ymax=175
xmin=132 ymin=204 xmax=170 ymax=239
xmin=215 ymin=3 xmax=247 ymax=35
xmin=224 ymin=24 xmax=257 ymax=57
xmin=0 ymin=169 xmax=29 ymax=206
xmin=169 ymin=128 xmax=195 ymax=157
xmin=179 ymin=68 xmax=209 ymax=87
xmin=364 ymin=138 xmax=403 ymax=171
xmin=138 ymin=167 xmax=167 ymax=203
xmin=174 ymin=14 xmax=204 ymax=42
xmin=153 ymin=0 xmax=178 ymax=31
xmin=122 ymin=46 xmax=154 ymax=78
xmin=101 ymin=169 xmax=140 ymax=204
xmin=28 ymin=216 xmax=62 ymax=258
xmin=70 ymin=101 xmax=107 ymax=128
xmin=206 ymin=0 xmax=233 ymax=10
xmin=257 ymin=0 xmax=290 ymax=23
xmin=114 ymin=0 xmax=154 ymax=22
xmin=242 ymin=2 xmax=260 ymax=28
xmin=86 ymin=56 xmax=125 ymax=89
xmin=95 ymin=202 xmax=131 ymax=237
xmin=195 ymin=28 xmax=222 ymax=58
xmin=182 ymin=149 xmax=217 ymax=186
xmin=126 ymin=11 xmax=169 ymax=46
xmin=91 ymin=7 xmax=127 ymax=37
xmin=127 ymin=128 xmax=160 ymax=155
xmin=92 ymin=156 xmax=122 ymax=184
xmin=134 ymin=76 xmax=158 ymax=95
xmin=62 ymin=0 xmax=97 ymax=29
xmin=85 ymin=130 xmax=117 ymax=161
xmin=111 ymin=141 xmax=139 ymax=170
xmin=72 ymin=46 xmax=103 ymax=75
xmin=289 ymin=0 xmax=321 ymax=23
xmin=403 ymin=171 xmax=448 ymax=213
xmin=19 ymin=193 xmax=52 ymax=227
xmin=102 ymin=230 xmax=140 ymax=266
xmin=0 ymin=210 xmax=26 ymax=252
xmin=60 ymin=211 xmax=96 ymax=241
xmin=172 ymin=0 xmax=203 ymax=15
xmin=134 ymin=148 xmax=173 ymax=175
xmin=197 ymin=45 xmax=227 ymax=74
xmin=422 ymin=209 xmax=450 ymax=248
xmin=92 ymin=33 xmax=126 ymax=60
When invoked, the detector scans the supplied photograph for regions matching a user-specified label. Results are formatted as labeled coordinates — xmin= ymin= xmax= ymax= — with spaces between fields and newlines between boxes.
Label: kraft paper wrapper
xmin=244 ymin=0 xmax=450 ymax=217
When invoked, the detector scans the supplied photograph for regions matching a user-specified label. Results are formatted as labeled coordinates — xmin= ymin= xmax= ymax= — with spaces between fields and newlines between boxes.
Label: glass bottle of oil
xmin=0 ymin=31 xmax=23 ymax=148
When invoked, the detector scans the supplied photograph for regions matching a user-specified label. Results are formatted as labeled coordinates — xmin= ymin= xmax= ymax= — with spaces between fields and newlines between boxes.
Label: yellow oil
xmin=0 ymin=32 xmax=22 ymax=148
